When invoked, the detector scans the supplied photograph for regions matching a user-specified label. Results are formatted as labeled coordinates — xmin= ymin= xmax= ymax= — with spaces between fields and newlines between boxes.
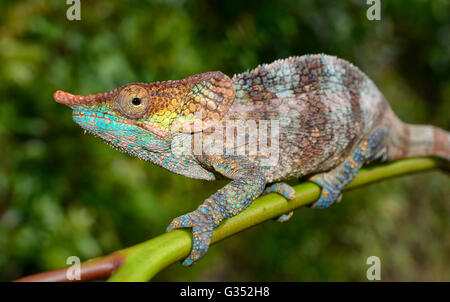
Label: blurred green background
xmin=0 ymin=0 xmax=449 ymax=281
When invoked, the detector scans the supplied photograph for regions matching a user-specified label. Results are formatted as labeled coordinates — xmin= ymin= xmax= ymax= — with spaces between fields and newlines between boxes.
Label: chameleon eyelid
xmin=115 ymin=86 xmax=151 ymax=119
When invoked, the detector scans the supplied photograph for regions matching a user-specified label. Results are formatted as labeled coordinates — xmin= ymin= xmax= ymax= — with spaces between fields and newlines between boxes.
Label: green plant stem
xmin=13 ymin=157 xmax=446 ymax=282
xmin=108 ymin=157 xmax=445 ymax=281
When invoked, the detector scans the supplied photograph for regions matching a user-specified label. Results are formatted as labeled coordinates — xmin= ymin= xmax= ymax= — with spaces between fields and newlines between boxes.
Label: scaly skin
xmin=54 ymin=54 xmax=450 ymax=266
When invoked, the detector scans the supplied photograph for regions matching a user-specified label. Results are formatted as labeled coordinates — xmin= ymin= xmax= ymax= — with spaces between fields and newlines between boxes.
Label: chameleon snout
xmin=53 ymin=90 xmax=112 ymax=106
xmin=53 ymin=90 xmax=92 ymax=106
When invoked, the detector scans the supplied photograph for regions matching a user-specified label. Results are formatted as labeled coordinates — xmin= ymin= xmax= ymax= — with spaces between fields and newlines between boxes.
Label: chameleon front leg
xmin=166 ymin=155 xmax=266 ymax=266
xmin=310 ymin=128 xmax=388 ymax=209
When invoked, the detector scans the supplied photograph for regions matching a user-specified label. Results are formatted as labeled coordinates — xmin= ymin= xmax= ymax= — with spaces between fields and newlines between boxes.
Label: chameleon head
xmin=53 ymin=72 xmax=236 ymax=141
xmin=52 ymin=72 xmax=236 ymax=180
xmin=54 ymin=86 xmax=170 ymax=170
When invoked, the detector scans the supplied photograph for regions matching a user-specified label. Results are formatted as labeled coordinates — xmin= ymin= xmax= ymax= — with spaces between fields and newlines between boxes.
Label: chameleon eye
xmin=115 ymin=85 xmax=150 ymax=119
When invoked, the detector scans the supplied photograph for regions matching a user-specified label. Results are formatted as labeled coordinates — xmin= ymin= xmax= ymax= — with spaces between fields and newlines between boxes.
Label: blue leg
xmin=166 ymin=155 xmax=266 ymax=266
xmin=310 ymin=128 xmax=387 ymax=209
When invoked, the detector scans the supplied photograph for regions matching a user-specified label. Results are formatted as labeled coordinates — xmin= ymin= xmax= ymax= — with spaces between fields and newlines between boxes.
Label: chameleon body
xmin=54 ymin=55 xmax=450 ymax=266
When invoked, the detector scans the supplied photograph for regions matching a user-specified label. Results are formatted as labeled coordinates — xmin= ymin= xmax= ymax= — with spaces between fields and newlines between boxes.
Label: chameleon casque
xmin=54 ymin=55 xmax=450 ymax=266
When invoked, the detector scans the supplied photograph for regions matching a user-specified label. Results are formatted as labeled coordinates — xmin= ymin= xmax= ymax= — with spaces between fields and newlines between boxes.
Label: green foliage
xmin=0 ymin=0 xmax=449 ymax=281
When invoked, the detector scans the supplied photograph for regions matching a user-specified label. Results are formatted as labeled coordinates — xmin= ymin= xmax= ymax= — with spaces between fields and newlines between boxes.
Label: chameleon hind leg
xmin=263 ymin=182 xmax=296 ymax=222
xmin=310 ymin=128 xmax=388 ymax=209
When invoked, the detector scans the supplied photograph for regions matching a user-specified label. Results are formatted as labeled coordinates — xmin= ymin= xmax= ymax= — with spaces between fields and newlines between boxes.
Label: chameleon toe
xmin=166 ymin=209 xmax=214 ymax=265
xmin=263 ymin=182 xmax=296 ymax=200
xmin=276 ymin=211 xmax=294 ymax=223
xmin=264 ymin=182 xmax=296 ymax=222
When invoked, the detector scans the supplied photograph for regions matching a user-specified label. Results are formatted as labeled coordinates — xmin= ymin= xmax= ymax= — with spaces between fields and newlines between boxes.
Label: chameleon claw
xmin=276 ymin=211 xmax=294 ymax=223
xmin=181 ymin=257 xmax=195 ymax=267
xmin=166 ymin=213 xmax=194 ymax=232
xmin=166 ymin=210 xmax=214 ymax=266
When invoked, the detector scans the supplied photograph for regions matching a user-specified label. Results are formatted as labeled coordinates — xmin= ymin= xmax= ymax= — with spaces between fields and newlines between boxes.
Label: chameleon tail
xmin=387 ymin=116 xmax=450 ymax=161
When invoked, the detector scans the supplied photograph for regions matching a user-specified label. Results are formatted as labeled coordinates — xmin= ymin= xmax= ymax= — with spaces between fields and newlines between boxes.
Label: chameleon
xmin=53 ymin=54 xmax=450 ymax=266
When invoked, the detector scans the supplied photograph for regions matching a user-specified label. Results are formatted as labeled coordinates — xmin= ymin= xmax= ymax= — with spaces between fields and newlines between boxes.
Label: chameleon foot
xmin=166 ymin=208 xmax=214 ymax=266
xmin=310 ymin=128 xmax=387 ymax=209
xmin=263 ymin=182 xmax=296 ymax=222
xmin=309 ymin=173 xmax=344 ymax=209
